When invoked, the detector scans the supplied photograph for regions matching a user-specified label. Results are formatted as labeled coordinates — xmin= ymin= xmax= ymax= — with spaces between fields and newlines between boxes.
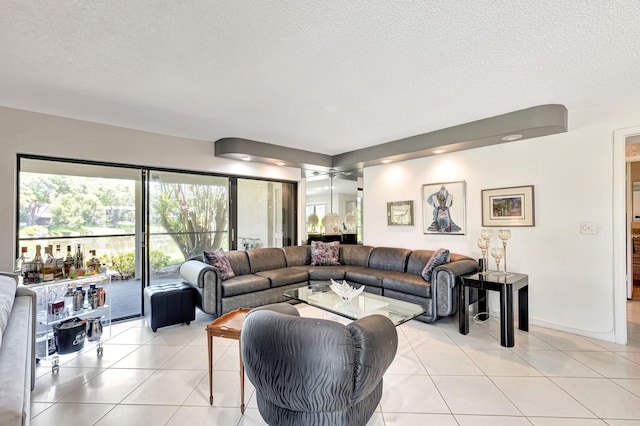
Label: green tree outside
xmin=152 ymin=182 xmax=228 ymax=260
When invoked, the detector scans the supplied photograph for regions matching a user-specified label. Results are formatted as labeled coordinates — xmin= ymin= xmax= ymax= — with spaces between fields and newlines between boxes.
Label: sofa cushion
xmin=305 ymin=265 xmax=364 ymax=281
xmin=282 ymin=245 xmax=311 ymax=266
xmin=345 ymin=268 xmax=406 ymax=288
xmin=367 ymin=247 xmax=411 ymax=272
xmin=226 ymin=251 xmax=252 ymax=276
xmin=0 ymin=275 xmax=17 ymax=349
xmin=421 ymin=248 xmax=450 ymax=282
xmin=203 ymin=249 xmax=236 ymax=281
xmin=339 ymin=245 xmax=374 ymax=267
xmin=311 ymin=241 xmax=341 ymax=266
xmin=382 ymin=273 xmax=432 ymax=298
xmin=221 ymin=274 xmax=270 ymax=297
xmin=256 ymin=267 xmax=309 ymax=288
xmin=247 ymin=248 xmax=288 ymax=273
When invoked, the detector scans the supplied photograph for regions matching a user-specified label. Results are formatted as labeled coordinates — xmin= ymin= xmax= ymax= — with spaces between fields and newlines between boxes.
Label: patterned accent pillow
xmin=421 ymin=248 xmax=450 ymax=282
xmin=310 ymin=241 xmax=341 ymax=266
xmin=203 ymin=249 xmax=236 ymax=281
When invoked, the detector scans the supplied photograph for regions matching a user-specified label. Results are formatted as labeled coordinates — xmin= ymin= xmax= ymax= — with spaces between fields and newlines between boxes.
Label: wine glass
xmin=498 ymin=229 xmax=512 ymax=271
xmin=477 ymin=238 xmax=489 ymax=273
xmin=491 ymin=247 xmax=505 ymax=273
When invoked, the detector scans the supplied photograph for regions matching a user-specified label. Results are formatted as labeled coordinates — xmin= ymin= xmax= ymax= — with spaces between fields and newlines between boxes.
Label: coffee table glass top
xmin=284 ymin=284 xmax=424 ymax=326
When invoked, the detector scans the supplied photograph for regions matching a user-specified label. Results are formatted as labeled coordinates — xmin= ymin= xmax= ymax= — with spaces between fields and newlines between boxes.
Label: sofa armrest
xmin=0 ymin=271 xmax=19 ymax=283
xmin=347 ymin=314 xmax=398 ymax=403
xmin=14 ymin=285 xmax=37 ymax=391
xmin=179 ymin=260 xmax=219 ymax=289
xmin=433 ymin=259 xmax=478 ymax=288
xmin=179 ymin=260 xmax=221 ymax=315
xmin=431 ymin=259 xmax=478 ymax=317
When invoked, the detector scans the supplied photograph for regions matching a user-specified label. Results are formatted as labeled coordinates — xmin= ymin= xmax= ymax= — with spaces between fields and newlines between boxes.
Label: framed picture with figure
xmin=422 ymin=181 xmax=466 ymax=235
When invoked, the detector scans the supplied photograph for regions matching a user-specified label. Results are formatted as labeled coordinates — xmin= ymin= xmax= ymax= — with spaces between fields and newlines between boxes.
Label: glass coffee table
xmin=284 ymin=284 xmax=424 ymax=326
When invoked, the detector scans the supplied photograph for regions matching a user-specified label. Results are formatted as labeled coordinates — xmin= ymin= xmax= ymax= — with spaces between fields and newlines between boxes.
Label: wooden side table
xmin=206 ymin=307 xmax=252 ymax=412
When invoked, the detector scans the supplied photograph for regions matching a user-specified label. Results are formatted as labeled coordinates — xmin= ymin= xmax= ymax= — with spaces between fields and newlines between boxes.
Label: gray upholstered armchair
xmin=240 ymin=303 xmax=398 ymax=426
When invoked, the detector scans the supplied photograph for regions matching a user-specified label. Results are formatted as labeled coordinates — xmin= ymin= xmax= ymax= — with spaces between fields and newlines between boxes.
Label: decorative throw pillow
xmin=421 ymin=248 xmax=450 ymax=282
xmin=310 ymin=241 xmax=341 ymax=266
xmin=203 ymin=249 xmax=236 ymax=280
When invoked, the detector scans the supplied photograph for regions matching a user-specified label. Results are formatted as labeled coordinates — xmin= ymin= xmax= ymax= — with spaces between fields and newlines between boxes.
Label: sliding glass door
xmin=18 ymin=157 xmax=142 ymax=321
xmin=147 ymin=170 xmax=229 ymax=285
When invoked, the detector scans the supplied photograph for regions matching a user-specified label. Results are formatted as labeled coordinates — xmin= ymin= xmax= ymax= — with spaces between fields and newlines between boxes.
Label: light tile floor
xmin=30 ymin=302 xmax=640 ymax=426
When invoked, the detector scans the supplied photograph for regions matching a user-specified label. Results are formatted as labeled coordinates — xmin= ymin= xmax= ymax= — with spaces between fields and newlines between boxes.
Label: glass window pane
xmin=147 ymin=171 xmax=229 ymax=284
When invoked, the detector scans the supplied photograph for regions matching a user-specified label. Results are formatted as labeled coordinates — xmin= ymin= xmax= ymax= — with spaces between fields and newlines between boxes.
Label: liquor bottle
xmin=41 ymin=246 xmax=55 ymax=282
xmin=31 ymin=245 xmax=43 ymax=283
xmin=14 ymin=246 xmax=28 ymax=274
xmin=42 ymin=245 xmax=52 ymax=265
xmin=74 ymin=244 xmax=84 ymax=272
xmin=63 ymin=245 xmax=74 ymax=277
xmin=54 ymin=245 xmax=65 ymax=279
xmin=86 ymin=250 xmax=100 ymax=275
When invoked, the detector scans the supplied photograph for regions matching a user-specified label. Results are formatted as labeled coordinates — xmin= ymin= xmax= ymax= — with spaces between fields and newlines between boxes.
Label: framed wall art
xmin=422 ymin=181 xmax=466 ymax=235
xmin=481 ymin=185 xmax=535 ymax=227
xmin=387 ymin=200 xmax=414 ymax=226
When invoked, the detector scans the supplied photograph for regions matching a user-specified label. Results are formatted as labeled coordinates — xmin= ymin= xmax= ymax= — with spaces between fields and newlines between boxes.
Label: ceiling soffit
xmin=215 ymin=104 xmax=568 ymax=173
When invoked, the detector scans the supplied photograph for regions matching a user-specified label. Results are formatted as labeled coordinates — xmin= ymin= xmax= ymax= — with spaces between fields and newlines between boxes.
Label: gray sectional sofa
xmin=0 ymin=272 xmax=36 ymax=426
xmin=179 ymin=245 xmax=477 ymax=323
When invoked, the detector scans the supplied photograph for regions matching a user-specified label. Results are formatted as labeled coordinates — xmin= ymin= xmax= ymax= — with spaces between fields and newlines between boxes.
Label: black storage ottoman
xmin=144 ymin=283 xmax=196 ymax=332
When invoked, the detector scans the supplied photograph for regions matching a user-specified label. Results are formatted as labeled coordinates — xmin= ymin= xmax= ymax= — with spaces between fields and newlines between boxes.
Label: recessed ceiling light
xmin=433 ymin=149 xmax=446 ymax=154
xmin=381 ymin=159 xmax=392 ymax=164
xmin=276 ymin=162 xmax=285 ymax=166
xmin=241 ymin=156 xmax=251 ymax=161
xmin=501 ymin=134 xmax=523 ymax=142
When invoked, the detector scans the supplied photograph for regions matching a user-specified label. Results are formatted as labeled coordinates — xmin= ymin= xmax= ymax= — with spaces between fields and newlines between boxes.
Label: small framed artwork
xmin=422 ymin=181 xmax=466 ymax=235
xmin=481 ymin=185 xmax=535 ymax=227
xmin=387 ymin=200 xmax=414 ymax=226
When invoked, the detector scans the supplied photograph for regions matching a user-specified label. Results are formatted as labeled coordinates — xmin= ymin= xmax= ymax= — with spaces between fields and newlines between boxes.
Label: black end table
xmin=458 ymin=271 xmax=529 ymax=347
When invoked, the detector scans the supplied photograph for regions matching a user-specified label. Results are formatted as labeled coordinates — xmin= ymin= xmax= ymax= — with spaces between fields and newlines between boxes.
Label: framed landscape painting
xmin=422 ymin=181 xmax=466 ymax=235
xmin=481 ymin=185 xmax=535 ymax=227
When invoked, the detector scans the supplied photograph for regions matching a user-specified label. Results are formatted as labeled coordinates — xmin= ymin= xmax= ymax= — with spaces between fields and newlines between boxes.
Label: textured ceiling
xmin=1 ymin=1 xmax=639 ymax=155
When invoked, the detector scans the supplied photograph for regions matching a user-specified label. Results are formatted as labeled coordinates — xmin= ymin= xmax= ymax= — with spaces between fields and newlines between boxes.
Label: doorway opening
xmin=617 ymin=127 xmax=640 ymax=344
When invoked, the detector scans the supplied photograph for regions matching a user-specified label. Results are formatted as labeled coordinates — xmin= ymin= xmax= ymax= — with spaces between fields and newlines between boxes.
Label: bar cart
xmin=26 ymin=274 xmax=111 ymax=373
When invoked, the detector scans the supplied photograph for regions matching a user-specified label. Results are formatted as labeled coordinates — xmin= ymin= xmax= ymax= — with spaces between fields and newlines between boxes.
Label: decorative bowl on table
xmin=330 ymin=279 xmax=364 ymax=301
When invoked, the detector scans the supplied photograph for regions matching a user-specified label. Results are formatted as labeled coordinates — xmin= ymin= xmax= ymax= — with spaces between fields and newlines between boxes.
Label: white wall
xmin=363 ymin=96 xmax=640 ymax=343
xmin=0 ymin=107 xmax=300 ymax=270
